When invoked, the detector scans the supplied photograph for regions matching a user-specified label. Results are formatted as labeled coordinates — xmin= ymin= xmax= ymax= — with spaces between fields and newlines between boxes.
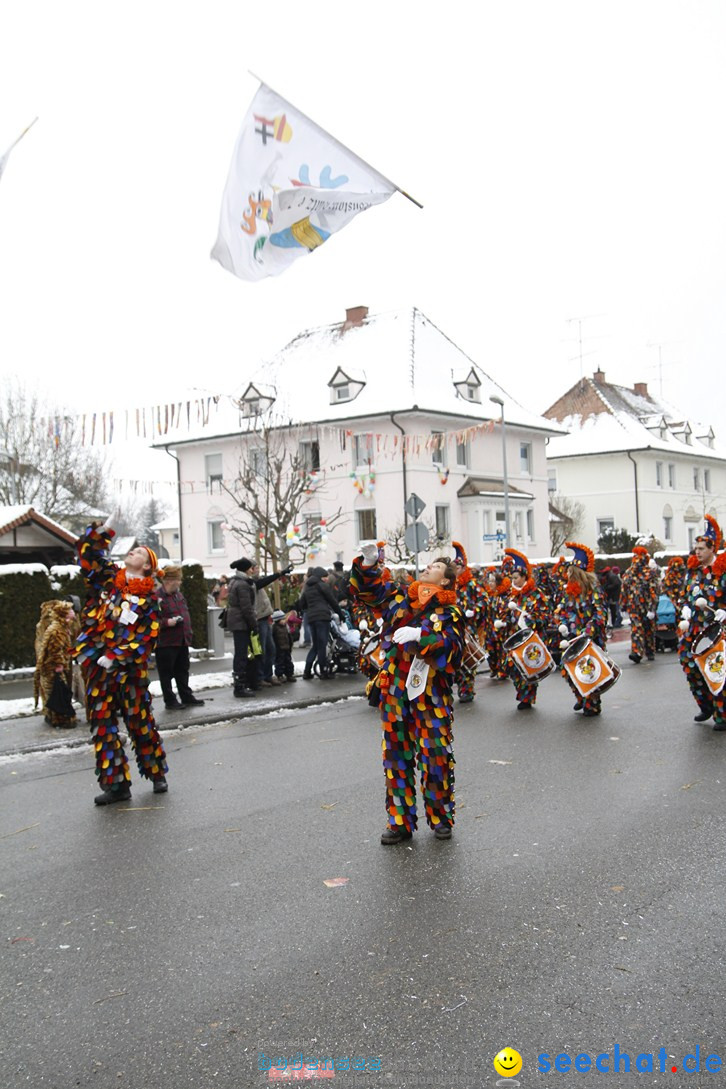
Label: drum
xmin=360 ymin=632 xmax=385 ymax=669
xmin=462 ymin=630 xmax=488 ymax=672
xmin=562 ymin=635 xmax=621 ymax=697
xmin=693 ymin=623 xmax=726 ymax=696
xmin=503 ymin=627 xmax=555 ymax=682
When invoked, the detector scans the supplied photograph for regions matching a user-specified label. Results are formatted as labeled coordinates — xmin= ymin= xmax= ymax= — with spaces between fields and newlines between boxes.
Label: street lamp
xmin=489 ymin=395 xmax=511 ymax=546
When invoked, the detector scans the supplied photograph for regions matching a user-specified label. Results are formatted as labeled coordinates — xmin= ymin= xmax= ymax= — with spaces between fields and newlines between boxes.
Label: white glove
xmin=507 ymin=600 xmax=518 ymax=611
xmin=97 ymin=655 xmax=113 ymax=670
xmin=715 ymin=609 xmax=726 ymax=623
xmin=465 ymin=609 xmax=475 ymax=618
xmin=493 ymin=619 xmax=505 ymax=630
xmin=392 ymin=625 xmax=422 ymax=645
xmin=695 ymin=597 xmax=707 ymax=609
xmin=681 ymin=605 xmax=692 ymax=621
xmin=517 ymin=614 xmax=528 ymax=630
xmin=646 ymin=611 xmax=655 ymax=620
xmin=359 ymin=543 xmax=379 ymax=567
xmin=558 ymin=623 xmax=569 ymax=636
xmin=559 ymin=639 xmax=570 ymax=650
xmin=678 ymin=619 xmax=689 ymax=633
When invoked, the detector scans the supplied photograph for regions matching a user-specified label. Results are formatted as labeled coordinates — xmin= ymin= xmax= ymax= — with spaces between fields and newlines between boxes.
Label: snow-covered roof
xmin=545 ymin=375 xmax=726 ymax=461
xmin=150 ymin=518 xmax=179 ymax=531
xmin=0 ymin=505 xmax=77 ymax=544
xmin=156 ymin=307 xmax=563 ymax=446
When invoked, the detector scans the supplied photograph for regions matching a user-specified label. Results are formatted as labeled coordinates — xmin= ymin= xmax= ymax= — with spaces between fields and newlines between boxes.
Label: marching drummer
xmin=554 ymin=542 xmax=609 ymax=718
xmin=501 ymin=548 xmax=552 ymax=710
xmin=452 ymin=541 xmax=479 ymax=704
xmin=677 ymin=515 xmax=726 ymax=730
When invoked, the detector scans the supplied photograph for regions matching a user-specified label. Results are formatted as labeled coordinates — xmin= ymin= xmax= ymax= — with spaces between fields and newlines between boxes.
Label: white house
xmin=158 ymin=306 xmax=562 ymax=574
xmin=544 ymin=369 xmax=726 ymax=550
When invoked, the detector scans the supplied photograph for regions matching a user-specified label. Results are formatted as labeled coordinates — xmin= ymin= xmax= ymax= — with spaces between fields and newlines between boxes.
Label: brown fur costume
xmin=34 ymin=601 xmax=78 ymax=727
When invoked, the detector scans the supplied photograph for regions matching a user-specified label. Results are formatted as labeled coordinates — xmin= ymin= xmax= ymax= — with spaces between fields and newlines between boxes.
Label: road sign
xmin=405 ymin=493 xmax=426 ymax=520
xmin=482 ymin=531 xmax=506 ymax=541
xmin=405 ymin=522 xmax=430 ymax=554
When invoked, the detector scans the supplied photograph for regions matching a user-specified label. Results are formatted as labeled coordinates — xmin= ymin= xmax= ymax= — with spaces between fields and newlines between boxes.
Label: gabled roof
xmin=0 ymin=505 xmax=77 ymax=545
xmin=544 ymin=372 xmax=726 ymax=460
xmin=457 ymin=477 xmax=534 ymax=499
xmin=157 ymin=307 xmax=564 ymax=447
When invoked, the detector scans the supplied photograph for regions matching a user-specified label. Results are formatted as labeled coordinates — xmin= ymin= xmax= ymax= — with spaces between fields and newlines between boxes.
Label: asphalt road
xmin=2 ymin=643 xmax=725 ymax=1089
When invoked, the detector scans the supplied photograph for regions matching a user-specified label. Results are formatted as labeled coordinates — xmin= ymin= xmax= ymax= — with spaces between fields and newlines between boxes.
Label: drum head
xmin=694 ymin=623 xmax=723 ymax=657
xmin=503 ymin=627 xmax=532 ymax=652
xmin=562 ymin=634 xmax=589 ymax=662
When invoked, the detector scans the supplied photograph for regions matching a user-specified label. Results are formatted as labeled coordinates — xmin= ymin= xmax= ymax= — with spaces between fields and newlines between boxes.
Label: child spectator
xmin=272 ymin=609 xmax=296 ymax=682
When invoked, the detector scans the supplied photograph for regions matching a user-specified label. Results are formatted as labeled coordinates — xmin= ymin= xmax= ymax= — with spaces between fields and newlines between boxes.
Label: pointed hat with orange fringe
xmin=695 ymin=515 xmax=723 ymax=550
xmin=565 ymin=541 xmax=595 ymax=572
xmin=504 ymin=547 xmax=531 ymax=578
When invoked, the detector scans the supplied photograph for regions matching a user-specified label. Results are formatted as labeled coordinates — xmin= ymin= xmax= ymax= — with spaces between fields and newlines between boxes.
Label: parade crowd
xmin=30 ymin=518 xmax=726 ymax=837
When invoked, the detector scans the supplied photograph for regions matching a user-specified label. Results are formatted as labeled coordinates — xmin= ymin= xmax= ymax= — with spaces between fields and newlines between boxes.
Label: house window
xmin=656 ymin=461 xmax=663 ymax=487
xmin=249 ymin=447 xmax=267 ymax=479
xmin=526 ymin=509 xmax=535 ymax=541
xmin=668 ymin=463 xmax=676 ymax=489
xmin=357 ymin=509 xmax=377 ymax=539
xmin=693 ymin=467 xmax=701 ymax=491
xmin=663 ymin=515 xmax=673 ymax=541
xmin=597 ymin=518 xmax=615 ymax=537
xmin=514 ymin=512 xmax=523 ymax=540
xmin=242 ymin=398 xmax=261 ymax=417
xmin=466 ymin=384 xmax=480 ymax=402
xmin=205 ymin=453 xmax=223 ymax=493
xmin=353 ymin=432 xmax=374 ymax=467
xmin=547 ymin=468 xmax=557 ymax=493
xmin=208 ymin=520 xmax=225 ymax=553
xmin=431 ymin=431 xmax=447 ymax=466
xmin=299 ymin=440 xmax=320 ymax=472
xmin=302 ymin=510 xmax=322 ymax=540
xmin=688 ymin=526 xmax=696 ymax=549
xmin=334 ymin=384 xmax=350 ymax=401
xmin=520 ymin=442 xmax=532 ymax=474
xmin=704 ymin=469 xmax=711 ymax=493
xmin=456 ymin=438 xmax=469 ymax=468
xmin=435 ymin=505 xmax=450 ymax=541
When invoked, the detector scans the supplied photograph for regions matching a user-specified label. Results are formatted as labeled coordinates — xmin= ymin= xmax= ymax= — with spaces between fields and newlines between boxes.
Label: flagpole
xmin=6 ymin=117 xmax=39 ymax=153
xmin=247 ymin=72 xmax=423 ymax=209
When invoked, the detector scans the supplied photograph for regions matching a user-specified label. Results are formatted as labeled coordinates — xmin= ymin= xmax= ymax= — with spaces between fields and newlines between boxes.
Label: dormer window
xmin=698 ymin=427 xmax=715 ymax=449
xmin=453 ymin=367 xmax=482 ymax=403
xmin=238 ymin=382 xmax=276 ymax=418
xmin=328 ymin=366 xmax=365 ymax=405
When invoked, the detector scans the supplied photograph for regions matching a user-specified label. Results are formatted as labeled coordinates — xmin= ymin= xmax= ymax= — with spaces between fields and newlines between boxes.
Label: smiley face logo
xmin=493 ymin=1047 xmax=523 ymax=1078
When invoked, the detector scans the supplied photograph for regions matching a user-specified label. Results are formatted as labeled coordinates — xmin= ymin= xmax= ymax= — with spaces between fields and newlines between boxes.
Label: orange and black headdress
xmin=504 ymin=548 xmax=531 ymax=578
xmin=695 ymin=515 xmax=722 ymax=550
xmin=565 ymin=541 xmax=595 ymax=572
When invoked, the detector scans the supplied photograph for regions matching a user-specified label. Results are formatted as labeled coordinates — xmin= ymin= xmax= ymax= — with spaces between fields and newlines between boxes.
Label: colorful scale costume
xmin=452 ymin=542 xmax=478 ymax=704
xmin=74 ymin=525 xmax=167 ymax=793
xmin=484 ymin=572 xmax=512 ymax=679
xmin=350 ymin=559 xmax=464 ymax=834
xmin=620 ymin=546 xmax=659 ymax=660
xmin=501 ymin=549 xmax=551 ymax=708
xmin=554 ymin=542 xmax=609 ymax=715
xmin=663 ymin=556 xmax=686 ymax=605
xmin=678 ymin=517 xmax=726 ymax=725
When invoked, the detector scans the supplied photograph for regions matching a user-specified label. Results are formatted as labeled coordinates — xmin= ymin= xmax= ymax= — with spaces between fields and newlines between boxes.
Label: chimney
xmin=633 ymin=382 xmax=648 ymax=397
xmin=342 ymin=305 xmax=368 ymax=331
xmin=593 ymin=368 xmax=606 ymax=385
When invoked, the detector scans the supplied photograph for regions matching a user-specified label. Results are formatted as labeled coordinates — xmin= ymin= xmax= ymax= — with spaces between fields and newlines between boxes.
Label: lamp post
xmin=489 ymin=396 xmax=511 ymax=547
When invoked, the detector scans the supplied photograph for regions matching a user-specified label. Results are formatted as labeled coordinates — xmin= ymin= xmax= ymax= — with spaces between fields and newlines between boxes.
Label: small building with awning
xmin=0 ymin=506 xmax=77 ymax=566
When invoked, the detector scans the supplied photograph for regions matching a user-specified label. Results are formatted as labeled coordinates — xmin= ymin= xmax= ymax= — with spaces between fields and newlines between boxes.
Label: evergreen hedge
xmin=181 ymin=563 xmax=209 ymax=648
xmin=0 ymin=569 xmax=56 ymax=669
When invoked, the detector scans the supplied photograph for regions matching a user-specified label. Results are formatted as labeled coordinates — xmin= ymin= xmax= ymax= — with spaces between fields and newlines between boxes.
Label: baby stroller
xmin=314 ymin=616 xmax=360 ymax=676
xmin=655 ymin=593 xmax=678 ymax=653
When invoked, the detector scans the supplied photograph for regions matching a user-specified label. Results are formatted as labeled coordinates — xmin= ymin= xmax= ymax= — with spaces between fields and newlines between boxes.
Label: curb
xmin=1 ymin=687 xmax=365 ymax=759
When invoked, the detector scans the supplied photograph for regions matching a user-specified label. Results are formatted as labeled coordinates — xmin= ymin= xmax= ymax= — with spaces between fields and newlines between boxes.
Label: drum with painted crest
xmin=561 ymin=635 xmax=621 ymax=697
xmin=693 ymin=622 xmax=726 ymax=696
xmin=503 ymin=627 xmax=555 ymax=682
xmin=461 ymin=630 xmax=488 ymax=672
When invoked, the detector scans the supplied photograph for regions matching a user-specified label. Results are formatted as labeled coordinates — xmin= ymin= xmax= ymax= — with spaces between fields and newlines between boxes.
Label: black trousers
xmin=232 ymin=629 xmax=258 ymax=690
xmin=156 ymin=644 xmax=192 ymax=703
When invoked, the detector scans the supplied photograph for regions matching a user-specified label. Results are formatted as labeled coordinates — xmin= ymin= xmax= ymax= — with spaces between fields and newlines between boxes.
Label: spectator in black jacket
xmin=297 ymin=567 xmax=343 ymax=679
xmin=227 ymin=560 xmax=259 ymax=697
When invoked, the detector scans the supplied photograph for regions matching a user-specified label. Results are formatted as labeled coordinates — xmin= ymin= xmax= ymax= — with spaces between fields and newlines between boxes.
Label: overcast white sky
xmin=2 ymin=1 xmax=725 ymax=489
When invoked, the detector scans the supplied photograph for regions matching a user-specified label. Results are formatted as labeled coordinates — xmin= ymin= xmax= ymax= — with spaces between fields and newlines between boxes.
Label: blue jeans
xmin=306 ymin=620 xmax=331 ymax=675
xmin=257 ymin=619 xmax=276 ymax=682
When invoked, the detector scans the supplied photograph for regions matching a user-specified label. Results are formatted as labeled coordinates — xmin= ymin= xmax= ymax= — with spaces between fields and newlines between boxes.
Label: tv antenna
xmin=563 ymin=314 xmax=609 ymax=378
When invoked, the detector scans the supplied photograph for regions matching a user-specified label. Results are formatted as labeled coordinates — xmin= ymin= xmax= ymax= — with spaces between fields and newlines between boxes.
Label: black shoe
xmin=628 ymin=653 xmax=642 ymax=664
xmin=573 ymin=703 xmax=583 ymax=712
xmin=153 ymin=778 xmax=168 ymax=793
xmin=517 ymin=701 xmax=534 ymax=710
xmin=713 ymin=722 xmax=726 ymax=732
xmin=380 ymin=826 xmax=413 ymax=845
xmin=287 ymin=676 xmax=297 ymax=683
xmin=694 ymin=710 xmax=712 ymax=722
xmin=302 ymin=673 xmax=313 ymax=680
xmin=646 ymin=655 xmax=655 ymax=661
xmin=582 ymin=708 xmax=600 ymax=717
xmin=234 ymin=688 xmax=254 ymax=698
xmin=433 ymin=823 xmax=452 ymax=840
xmin=164 ymin=697 xmax=182 ymax=709
xmin=181 ymin=696 xmax=205 ymax=706
xmin=94 ymin=786 xmax=131 ymax=806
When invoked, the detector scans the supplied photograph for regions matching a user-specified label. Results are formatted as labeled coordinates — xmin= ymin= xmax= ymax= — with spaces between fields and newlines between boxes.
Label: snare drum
xmin=561 ymin=635 xmax=621 ymax=697
xmin=503 ymin=627 xmax=555 ymax=682
xmin=693 ymin=623 xmax=726 ymax=696
xmin=462 ymin=630 xmax=488 ymax=672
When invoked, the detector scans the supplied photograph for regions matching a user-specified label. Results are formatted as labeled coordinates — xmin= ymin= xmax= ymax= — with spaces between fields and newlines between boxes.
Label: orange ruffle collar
xmin=114 ymin=569 xmax=156 ymax=596
xmin=565 ymin=578 xmax=584 ymax=598
xmin=408 ymin=581 xmax=458 ymax=609
xmin=512 ymin=577 xmax=535 ymax=596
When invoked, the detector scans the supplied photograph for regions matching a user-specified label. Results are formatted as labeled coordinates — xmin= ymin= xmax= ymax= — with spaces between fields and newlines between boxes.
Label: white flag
xmin=0 ymin=118 xmax=38 ymax=184
xmin=211 ymin=85 xmax=396 ymax=281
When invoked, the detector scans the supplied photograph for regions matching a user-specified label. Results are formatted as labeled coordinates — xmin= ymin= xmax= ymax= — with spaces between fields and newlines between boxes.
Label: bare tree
xmin=549 ymin=493 xmax=586 ymax=555
xmin=382 ymin=517 xmax=446 ymax=564
xmin=0 ymin=383 xmax=111 ymax=531
xmin=221 ymin=421 xmax=347 ymax=573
